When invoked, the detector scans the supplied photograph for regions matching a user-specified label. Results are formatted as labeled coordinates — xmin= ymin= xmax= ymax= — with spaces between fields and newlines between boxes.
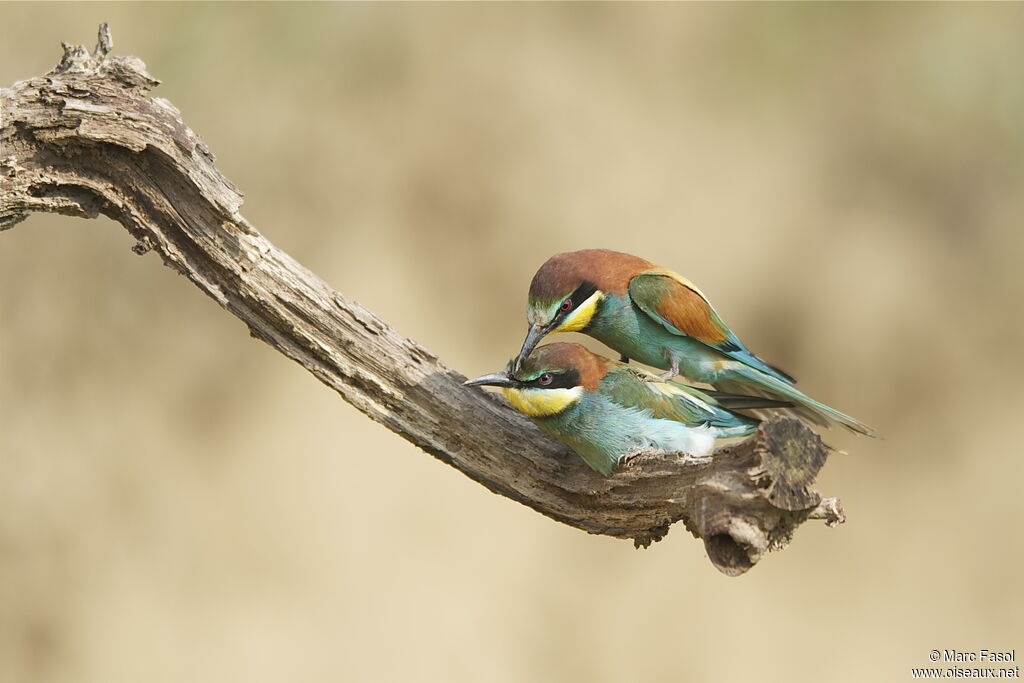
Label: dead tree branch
xmin=0 ymin=25 xmax=844 ymax=575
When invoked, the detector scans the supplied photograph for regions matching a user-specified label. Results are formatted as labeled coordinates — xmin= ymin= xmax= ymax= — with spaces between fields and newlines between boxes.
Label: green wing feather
xmin=628 ymin=271 xmax=796 ymax=383
xmin=601 ymin=366 xmax=733 ymax=426
xmin=628 ymin=272 xmax=735 ymax=347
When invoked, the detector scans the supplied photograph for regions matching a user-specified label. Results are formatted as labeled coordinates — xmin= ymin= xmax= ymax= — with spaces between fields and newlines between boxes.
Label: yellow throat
xmin=501 ymin=386 xmax=583 ymax=417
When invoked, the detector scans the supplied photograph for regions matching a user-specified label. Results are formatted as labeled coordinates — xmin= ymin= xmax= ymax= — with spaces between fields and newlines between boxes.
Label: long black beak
xmin=463 ymin=370 xmax=517 ymax=388
xmin=512 ymin=323 xmax=547 ymax=373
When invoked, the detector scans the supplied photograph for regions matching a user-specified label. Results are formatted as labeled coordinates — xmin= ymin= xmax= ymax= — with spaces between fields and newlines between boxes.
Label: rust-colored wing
xmin=628 ymin=270 xmax=735 ymax=348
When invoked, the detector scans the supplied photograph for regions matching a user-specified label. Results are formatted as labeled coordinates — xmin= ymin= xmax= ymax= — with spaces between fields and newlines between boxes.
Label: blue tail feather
xmin=728 ymin=347 xmax=796 ymax=385
xmin=719 ymin=364 xmax=878 ymax=437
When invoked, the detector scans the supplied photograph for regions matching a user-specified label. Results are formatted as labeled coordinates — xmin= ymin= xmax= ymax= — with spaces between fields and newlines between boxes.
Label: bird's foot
xmin=617 ymin=449 xmax=650 ymax=468
xmin=645 ymin=358 xmax=681 ymax=383
xmin=640 ymin=367 xmax=679 ymax=382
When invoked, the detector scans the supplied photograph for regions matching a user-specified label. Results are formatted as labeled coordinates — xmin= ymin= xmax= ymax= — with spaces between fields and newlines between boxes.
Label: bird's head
xmin=515 ymin=249 xmax=653 ymax=371
xmin=464 ymin=342 xmax=609 ymax=418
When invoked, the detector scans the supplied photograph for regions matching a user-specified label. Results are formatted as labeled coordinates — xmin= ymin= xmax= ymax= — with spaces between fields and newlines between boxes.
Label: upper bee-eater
xmin=465 ymin=342 xmax=789 ymax=476
xmin=512 ymin=249 xmax=875 ymax=436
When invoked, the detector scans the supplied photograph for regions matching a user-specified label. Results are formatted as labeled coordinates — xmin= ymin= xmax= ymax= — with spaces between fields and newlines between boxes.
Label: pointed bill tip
xmin=513 ymin=323 xmax=547 ymax=373
xmin=463 ymin=370 xmax=515 ymax=388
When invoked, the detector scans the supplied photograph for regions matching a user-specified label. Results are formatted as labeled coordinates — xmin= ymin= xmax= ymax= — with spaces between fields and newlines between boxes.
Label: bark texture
xmin=0 ymin=26 xmax=845 ymax=575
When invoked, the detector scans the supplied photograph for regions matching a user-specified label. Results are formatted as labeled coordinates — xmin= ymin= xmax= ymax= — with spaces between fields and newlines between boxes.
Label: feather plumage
xmin=467 ymin=343 xmax=781 ymax=476
xmin=517 ymin=250 xmax=875 ymax=437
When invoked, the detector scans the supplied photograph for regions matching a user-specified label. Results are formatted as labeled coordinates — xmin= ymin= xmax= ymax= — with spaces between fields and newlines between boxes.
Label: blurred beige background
xmin=2 ymin=4 xmax=1023 ymax=683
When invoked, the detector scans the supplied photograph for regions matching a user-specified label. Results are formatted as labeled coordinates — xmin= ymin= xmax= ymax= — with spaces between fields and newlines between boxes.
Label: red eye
xmin=559 ymin=299 xmax=572 ymax=313
xmin=539 ymin=373 xmax=553 ymax=386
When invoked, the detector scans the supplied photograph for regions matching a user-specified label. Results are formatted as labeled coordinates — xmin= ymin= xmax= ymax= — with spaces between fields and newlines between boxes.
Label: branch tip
xmin=96 ymin=23 xmax=113 ymax=58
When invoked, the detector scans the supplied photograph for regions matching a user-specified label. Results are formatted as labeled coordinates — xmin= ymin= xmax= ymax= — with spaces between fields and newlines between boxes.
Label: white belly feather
xmin=634 ymin=419 xmax=717 ymax=457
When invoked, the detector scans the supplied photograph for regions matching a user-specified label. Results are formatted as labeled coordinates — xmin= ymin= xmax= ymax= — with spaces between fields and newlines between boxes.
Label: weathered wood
xmin=0 ymin=25 xmax=845 ymax=575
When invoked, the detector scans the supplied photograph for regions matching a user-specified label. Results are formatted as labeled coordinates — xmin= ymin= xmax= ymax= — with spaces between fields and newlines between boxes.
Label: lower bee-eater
xmin=465 ymin=342 xmax=789 ymax=476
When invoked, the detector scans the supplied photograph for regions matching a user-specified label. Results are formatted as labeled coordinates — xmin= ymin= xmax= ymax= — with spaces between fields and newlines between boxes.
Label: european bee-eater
xmin=465 ymin=342 xmax=788 ymax=476
xmin=513 ymin=249 xmax=875 ymax=436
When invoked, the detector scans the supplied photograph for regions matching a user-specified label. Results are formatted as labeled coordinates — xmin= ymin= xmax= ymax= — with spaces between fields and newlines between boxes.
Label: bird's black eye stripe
xmin=558 ymin=280 xmax=598 ymax=317
xmin=529 ymin=369 xmax=580 ymax=390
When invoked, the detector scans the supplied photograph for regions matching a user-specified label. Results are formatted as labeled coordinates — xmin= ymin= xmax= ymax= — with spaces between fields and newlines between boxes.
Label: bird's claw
xmin=617 ymin=449 xmax=647 ymax=467
xmin=649 ymin=359 xmax=681 ymax=382
xmin=639 ymin=369 xmax=678 ymax=383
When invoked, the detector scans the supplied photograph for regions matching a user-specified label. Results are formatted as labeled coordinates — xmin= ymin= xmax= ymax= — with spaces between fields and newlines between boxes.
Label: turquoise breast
xmin=586 ymin=294 xmax=723 ymax=382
